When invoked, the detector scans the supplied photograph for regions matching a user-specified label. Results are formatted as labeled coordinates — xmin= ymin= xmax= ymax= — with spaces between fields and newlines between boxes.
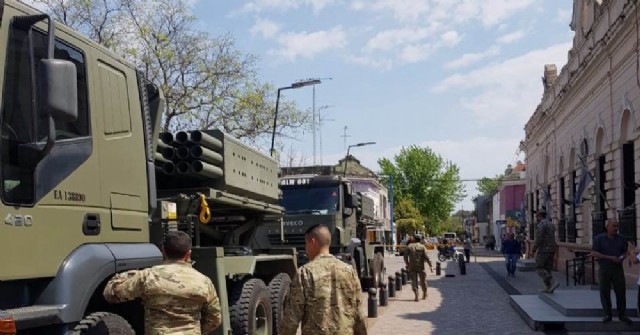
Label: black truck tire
xmin=230 ymin=278 xmax=273 ymax=335
xmin=268 ymin=273 xmax=291 ymax=335
xmin=373 ymin=252 xmax=385 ymax=288
xmin=69 ymin=311 xmax=134 ymax=335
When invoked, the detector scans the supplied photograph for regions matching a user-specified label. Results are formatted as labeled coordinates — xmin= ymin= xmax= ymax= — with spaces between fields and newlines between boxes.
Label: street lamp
xmin=342 ymin=141 xmax=376 ymax=177
xmin=270 ymin=79 xmax=322 ymax=158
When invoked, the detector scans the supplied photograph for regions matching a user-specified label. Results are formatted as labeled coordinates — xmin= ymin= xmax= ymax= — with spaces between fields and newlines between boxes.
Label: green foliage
xmin=31 ymin=0 xmax=310 ymax=151
xmin=477 ymin=174 xmax=503 ymax=195
xmin=393 ymin=199 xmax=423 ymax=237
xmin=379 ymin=145 xmax=465 ymax=231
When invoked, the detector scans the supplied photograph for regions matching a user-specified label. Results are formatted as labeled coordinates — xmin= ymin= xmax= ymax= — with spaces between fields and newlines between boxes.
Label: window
xmin=280 ymin=186 xmax=340 ymax=214
xmin=1 ymin=23 xmax=90 ymax=204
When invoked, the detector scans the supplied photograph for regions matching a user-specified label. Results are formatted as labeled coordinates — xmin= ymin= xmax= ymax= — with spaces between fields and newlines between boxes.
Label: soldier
xmin=103 ymin=231 xmax=222 ymax=335
xmin=531 ymin=210 xmax=559 ymax=293
xmin=404 ymin=235 xmax=433 ymax=301
xmin=280 ymin=224 xmax=367 ymax=335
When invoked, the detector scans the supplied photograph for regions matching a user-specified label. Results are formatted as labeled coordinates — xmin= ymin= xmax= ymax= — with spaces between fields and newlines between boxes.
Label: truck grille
xmin=268 ymin=233 xmax=305 ymax=246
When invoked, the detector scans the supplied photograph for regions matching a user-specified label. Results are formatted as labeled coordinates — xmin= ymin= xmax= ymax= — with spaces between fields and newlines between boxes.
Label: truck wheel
xmin=69 ymin=312 xmax=134 ymax=335
xmin=268 ymin=273 xmax=291 ymax=335
xmin=230 ymin=278 xmax=273 ymax=335
xmin=373 ymin=252 xmax=385 ymax=288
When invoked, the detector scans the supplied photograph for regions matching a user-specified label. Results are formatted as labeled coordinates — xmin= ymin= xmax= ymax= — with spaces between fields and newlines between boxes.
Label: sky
xmin=192 ymin=0 xmax=576 ymax=212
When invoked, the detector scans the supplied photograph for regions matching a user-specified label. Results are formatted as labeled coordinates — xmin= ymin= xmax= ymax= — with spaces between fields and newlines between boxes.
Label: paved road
xmin=366 ymin=250 xmax=630 ymax=335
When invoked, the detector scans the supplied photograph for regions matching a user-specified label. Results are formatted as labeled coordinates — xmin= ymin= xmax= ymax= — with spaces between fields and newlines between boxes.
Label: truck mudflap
xmin=12 ymin=243 xmax=163 ymax=330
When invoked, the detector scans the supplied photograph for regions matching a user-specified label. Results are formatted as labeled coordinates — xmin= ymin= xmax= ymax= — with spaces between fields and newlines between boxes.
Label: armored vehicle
xmin=0 ymin=1 xmax=297 ymax=334
xmin=254 ymin=174 xmax=386 ymax=290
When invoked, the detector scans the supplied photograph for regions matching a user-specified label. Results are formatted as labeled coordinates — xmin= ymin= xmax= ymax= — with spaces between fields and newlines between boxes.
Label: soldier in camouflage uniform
xmin=103 ymin=231 xmax=222 ymax=335
xmin=280 ymin=224 xmax=367 ymax=335
xmin=404 ymin=235 xmax=433 ymax=301
xmin=532 ymin=210 xmax=559 ymax=293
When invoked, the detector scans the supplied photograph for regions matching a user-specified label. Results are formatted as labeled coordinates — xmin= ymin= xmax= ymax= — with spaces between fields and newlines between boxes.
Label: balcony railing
xmin=591 ymin=211 xmax=606 ymax=241
xmin=617 ymin=207 xmax=637 ymax=243
xmin=558 ymin=218 xmax=566 ymax=242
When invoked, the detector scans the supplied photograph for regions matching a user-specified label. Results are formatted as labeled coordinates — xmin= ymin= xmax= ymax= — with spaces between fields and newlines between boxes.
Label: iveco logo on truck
xmin=283 ymin=220 xmax=304 ymax=227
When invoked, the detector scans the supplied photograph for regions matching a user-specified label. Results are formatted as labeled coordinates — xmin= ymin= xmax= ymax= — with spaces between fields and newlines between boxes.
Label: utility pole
xmin=297 ymin=77 xmax=331 ymax=166
xmin=317 ymin=105 xmax=334 ymax=165
xmin=341 ymin=126 xmax=351 ymax=150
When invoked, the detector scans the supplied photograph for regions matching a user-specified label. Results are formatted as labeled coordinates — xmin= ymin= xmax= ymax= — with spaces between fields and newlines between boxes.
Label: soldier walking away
xmin=404 ymin=235 xmax=434 ymax=301
xmin=103 ymin=231 xmax=222 ymax=335
xmin=591 ymin=219 xmax=632 ymax=325
xmin=463 ymin=236 xmax=472 ymax=263
xmin=531 ymin=210 xmax=559 ymax=293
xmin=279 ymin=224 xmax=367 ymax=335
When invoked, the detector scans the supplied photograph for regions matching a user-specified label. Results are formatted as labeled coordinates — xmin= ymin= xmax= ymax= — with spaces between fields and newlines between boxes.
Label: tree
xmin=394 ymin=199 xmax=423 ymax=238
xmin=378 ymin=145 xmax=465 ymax=231
xmin=477 ymin=174 xmax=503 ymax=195
xmin=29 ymin=0 xmax=310 ymax=150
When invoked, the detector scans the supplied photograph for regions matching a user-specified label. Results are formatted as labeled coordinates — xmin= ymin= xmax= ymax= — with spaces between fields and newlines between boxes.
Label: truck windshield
xmin=281 ymin=186 xmax=339 ymax=214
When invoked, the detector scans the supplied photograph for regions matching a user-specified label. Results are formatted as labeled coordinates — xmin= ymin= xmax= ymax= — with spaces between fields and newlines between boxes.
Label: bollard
xmin=401 ymin=268 xmax=408 ymax=285
xmin=368 ymin=288 xmax=378 ymax=318
xmin=388 ymin=276 xmax=396 ymax=298
xmin=379 ymin=285 xmax=388 ymax=306
xmin=436 ymin=262 xmax=441 ymax=276
xmin=458 ymin=254 xmax=466 ymax=275
xmin=395 ymin=272 xmax=402 ymax=291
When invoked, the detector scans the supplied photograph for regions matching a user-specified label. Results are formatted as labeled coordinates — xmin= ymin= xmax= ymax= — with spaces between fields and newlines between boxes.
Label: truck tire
xmin=230 ymin=278 xmax=273 ymax=335
xmin=268 ymin=273 xmax=291 ymax=335
xmin=69 ymin=312 xmax=134 ymax=335
xmin=373 ymin=252 xmax=385 ymax=288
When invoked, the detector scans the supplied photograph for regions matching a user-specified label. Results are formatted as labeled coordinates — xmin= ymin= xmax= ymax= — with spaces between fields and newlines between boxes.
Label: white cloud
xmin=352 ymin=0 xmax=430 ymax=22
xmin=250 ymin=18 xmax=281 ymax=38
xmin=432 ymin=42 xmax=571 ymax=125
xmin=555 ymin=8 xmax=572 ymax=24
xmin=237 ymin=0 xmax=337 ymax=14
xmin=497 ymin=30 xmax=526 ymax=44
xmin=268 ymin=27 xmax=348 ymax=61
xmin=347 ymin=55 xmax=393 ymax=71
xmin=479 ymin=0 xmax=536 ymax=27
xmin=440 ymin=30 xmax=462 ymax=47
xmin=445 ymin=45 xmax=501 ymax=69
xmin=400 ymin=43 xmax=435 ymax=63
xmin=365 ymin=26 xmax=435 ymax=51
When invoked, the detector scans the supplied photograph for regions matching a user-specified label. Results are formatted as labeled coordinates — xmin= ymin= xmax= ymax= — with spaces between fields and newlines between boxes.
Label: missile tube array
xmin=154 ymin=130 xmax=225 ymax=180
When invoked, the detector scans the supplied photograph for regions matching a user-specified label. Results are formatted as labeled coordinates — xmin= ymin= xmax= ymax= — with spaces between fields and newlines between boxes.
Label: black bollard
xmin=436 ymin=262 xmax=441 ymax=276
xmin=388 ymin=276 xmax=396 ymax=298
xmin=395 ymin=272 xmax=402 ymax=291
xmin=458 ymin=254 xmax=466 ymax=275
xmin=368 ymin=288 xmax=378 ymax=318
xmin=379 ymin=285 xmax=388 ymax=306
xmin=401 ymin=268 xmax=408 ymax=285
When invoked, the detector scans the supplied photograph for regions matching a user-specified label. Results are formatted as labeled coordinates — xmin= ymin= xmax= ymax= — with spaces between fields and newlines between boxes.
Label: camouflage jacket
xmin=103 ymin=260 xmax=221 ymax=335
xmin=534 ymin=219 xmax=556 ymax=253
xmin=404 ymin=242 xmax=432 ymax=272
xmin=279 ymin=253 xmax=367 ymax=335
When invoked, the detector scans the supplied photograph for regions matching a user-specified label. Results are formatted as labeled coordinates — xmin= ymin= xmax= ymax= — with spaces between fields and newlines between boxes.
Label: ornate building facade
xmin=524 ymin=0 xmax=640 ymax=284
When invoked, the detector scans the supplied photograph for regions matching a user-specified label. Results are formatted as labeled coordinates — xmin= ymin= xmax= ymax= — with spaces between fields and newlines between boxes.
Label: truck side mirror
xmin=40 ymin=59 xmax=78 ymax=122
xmin=345 ymin=194 xmax=358 ymax=209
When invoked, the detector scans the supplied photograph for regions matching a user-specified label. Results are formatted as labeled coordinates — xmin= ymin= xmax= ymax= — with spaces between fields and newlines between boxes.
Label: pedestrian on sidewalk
xmin=626 ymin=241 xmax=640 ymax=317
xmin=591 ymin=219 xmax=632 ymax=325
xmin=280 ymin=224 xmax=367 ymax=335
xmin=404 ymin=234 xmax=433 ymax=302
xmin=531 ymin=210 xmax=559 ymax=293
xmin=501 ymin=233 xmax=521 ymax=277
xmin=463 ymin=236 xmax=472 ymax=263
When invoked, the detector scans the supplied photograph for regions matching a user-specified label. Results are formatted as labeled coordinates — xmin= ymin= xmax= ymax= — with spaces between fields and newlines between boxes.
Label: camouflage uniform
xmin=404 ymin=242 xmax=432 ymax=301
xmin=533 ymin=217 xmax=557 ymax=291
xmin=103 ymin=260 xmax=222 ymax=335
xmin=279 ymin=253 xmax=367 ymax=335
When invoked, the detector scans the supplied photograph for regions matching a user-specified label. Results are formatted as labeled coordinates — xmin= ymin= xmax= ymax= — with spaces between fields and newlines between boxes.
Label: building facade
xmin=523 ymin=0 xmax=640 ymax=284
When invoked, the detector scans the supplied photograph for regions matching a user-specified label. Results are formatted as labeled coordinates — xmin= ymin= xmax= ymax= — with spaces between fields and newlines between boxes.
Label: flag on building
xmin=574 ymin=161 xmax=595 ymax=207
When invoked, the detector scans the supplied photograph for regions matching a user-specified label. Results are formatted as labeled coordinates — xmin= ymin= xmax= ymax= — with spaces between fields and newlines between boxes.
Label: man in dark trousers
xmin=591 ymin=219 xmax=632 ymax=325
xmin=501 ymin=233 xmax=521 ymax=277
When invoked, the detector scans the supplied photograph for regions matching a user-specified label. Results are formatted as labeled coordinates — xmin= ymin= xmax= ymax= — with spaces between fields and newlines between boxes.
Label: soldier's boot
xmin=413 ymin=290 xmax=419 ymax=302
xmin=422 ymin=290 xmax=427 ymax=300
xmin=548 ymin=280 xmax=560 ymax=294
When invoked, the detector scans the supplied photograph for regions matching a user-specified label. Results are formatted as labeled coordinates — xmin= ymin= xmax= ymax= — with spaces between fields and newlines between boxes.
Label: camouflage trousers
xmin=409 ymin=270 xmax=427 ymax=293
xmin=535 ymin=252 xmax=554 ymax=286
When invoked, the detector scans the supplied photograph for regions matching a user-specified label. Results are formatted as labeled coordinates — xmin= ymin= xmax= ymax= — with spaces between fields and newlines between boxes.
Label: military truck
xmin=0 ymin=1 xmax=298 ymax=334
xmin=253 ymin=174 xmax=386 ymax=290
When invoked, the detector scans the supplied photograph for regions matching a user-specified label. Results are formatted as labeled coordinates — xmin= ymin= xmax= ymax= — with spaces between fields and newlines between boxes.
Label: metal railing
xmin=565 ymin=251 xmax=596 ymax=286
xmin=558 ymin=218 xmax=566 ymax=242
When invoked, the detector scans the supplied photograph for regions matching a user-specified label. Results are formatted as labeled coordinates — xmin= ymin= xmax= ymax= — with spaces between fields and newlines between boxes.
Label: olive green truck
xmin=0 ymin=1 xmax=299 ymax=334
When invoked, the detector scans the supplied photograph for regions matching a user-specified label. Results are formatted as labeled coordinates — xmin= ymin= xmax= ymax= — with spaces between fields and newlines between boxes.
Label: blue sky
xmin=192 ymin=0 xmax=575 ymax=212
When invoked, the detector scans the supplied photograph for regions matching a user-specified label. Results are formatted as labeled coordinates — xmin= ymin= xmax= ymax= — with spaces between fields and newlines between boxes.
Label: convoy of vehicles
xmin=253 ymin=174 xmax=387 ymax=291
xmin=0 ymin=1 xmax=299 ymax=334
